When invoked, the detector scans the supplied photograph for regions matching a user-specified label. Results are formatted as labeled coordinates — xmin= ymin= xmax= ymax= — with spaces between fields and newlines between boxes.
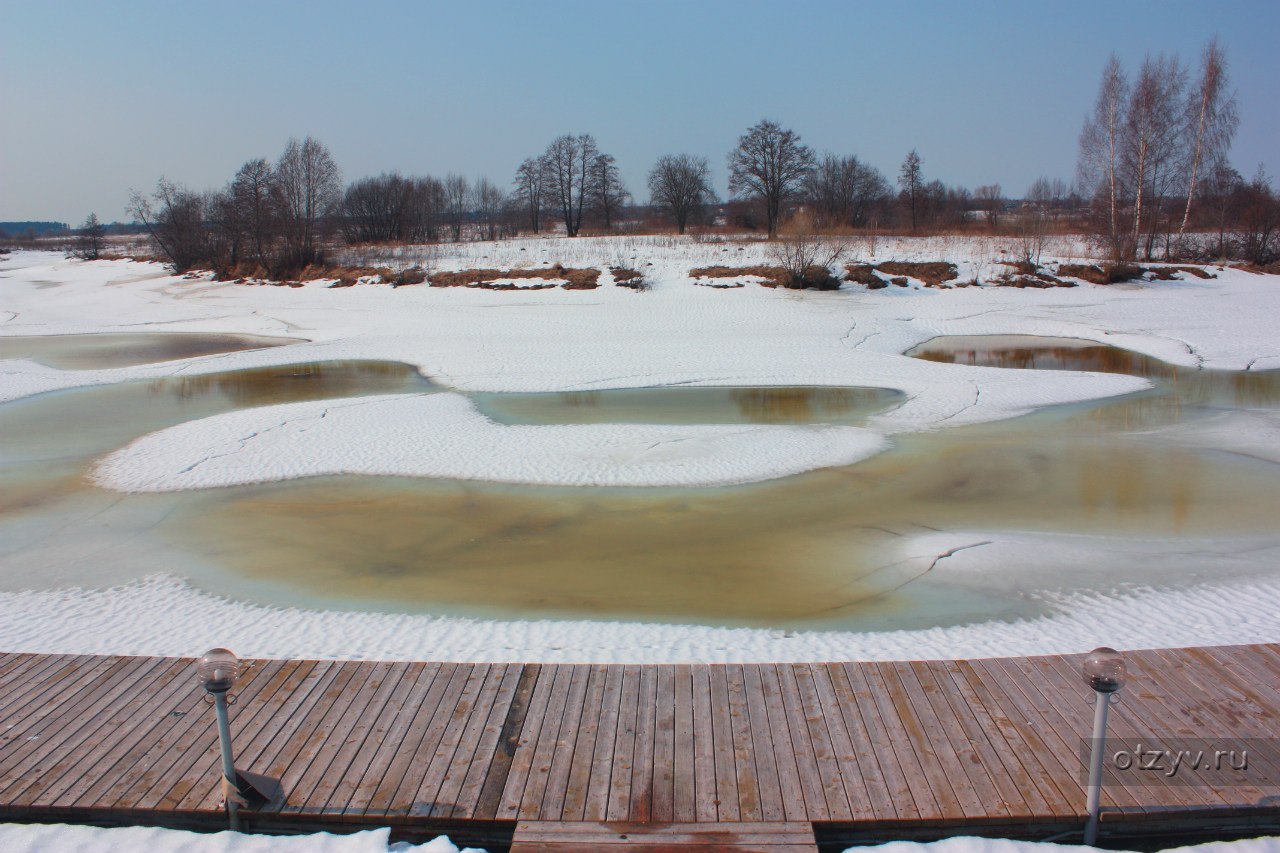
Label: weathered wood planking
xmin=1 ymin=645 xmax=1278 ymax=844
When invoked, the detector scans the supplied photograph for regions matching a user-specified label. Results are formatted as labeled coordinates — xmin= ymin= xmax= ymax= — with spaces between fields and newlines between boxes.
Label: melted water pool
xmin=2 ymin=335 xmax=1280 ymax=630
xmin=0 ymin=332 xmax=296 ymax=369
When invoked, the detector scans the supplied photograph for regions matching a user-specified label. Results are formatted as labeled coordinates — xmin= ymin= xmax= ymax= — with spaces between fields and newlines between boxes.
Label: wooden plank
xmin=723 ymin=664 xmax=765 ymax=822
xmin=743 ymin=664 xmax=801 ymax=822
xmin=83 ymin=659 xmax=303 ymax=811
xmin=119 ymin=658 xmax=312 ymax=811
xmin=339 ymin=661 xmax=437 ymax=816
xmin=363 ymin=661 xmax=458 ymax=816
xmin=886 ymin=660 xmax=991 ymax=819
xmin=672 ymin=664 xmax=697 ymax=823
xmin=22 ymin=656 xmax=196 ymax=808
xmin=949 ymin=658 xmax=1077 ymax=819
xmin=605 ymin=664 xmax=640 ymax=822
xmin=838 ymin=661 xmax=921 ymax=821
xmin=581 ymin=664 xmax=624 ymax=822
xmin=517 ymin=664 xmax=578 ymax=820
xmin=918 ymin=660 xmax=1034 ymax=819
xmin=690 ymin=664 xmax=717 ymax=823
xmin=538 ymin=664 xmax=592 ymax=821
xmin=428 ymin=663 xmax=514 ymax=819
xmin=410 ymin=663 xmax=501 ymax=818
xmin=301 ymin=661 xmax=408 ymax=814
xmin=0 ymin=656 xmax=163 ymax=798
xmin=464 ymin=663 xmax=534 ymax=820
xmin=650 ymin=665 xmax=676 ymax=822
xmin=510 ymin=819 xmax=818 ymax=851
xmin=803 ymin=664 xmax=874 ymax=821
xmin=626 ymin=664 xmax=658 ymax=822
xmin=562 ymin=664 xmax=609 ymax=821
xmin=1030 ymin=654 xmax=1216 ymax=813
xmin=497 ymin=663 xmax=559 ymax=820
xmin=384 ymin=662 xmax=474 ymax=816
xmin=785 ymin=663 xmax=850 ymax=821
xmin=707 ymin=665 xmax=740 ymax=823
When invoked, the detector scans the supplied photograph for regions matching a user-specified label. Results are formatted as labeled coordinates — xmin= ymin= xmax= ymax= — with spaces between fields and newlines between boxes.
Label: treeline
xmin=118 ymin=36 xmax=1275 ymax=276
xmin=1077 ymin=38 xmax=1278 ymax=264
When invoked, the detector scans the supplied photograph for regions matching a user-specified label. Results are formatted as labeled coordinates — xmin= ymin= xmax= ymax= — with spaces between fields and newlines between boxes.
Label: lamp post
xmin=1082 ymin=646 xmax=1126 ymax=846
xmin=196 ymin=648 xmax=243 ymax=832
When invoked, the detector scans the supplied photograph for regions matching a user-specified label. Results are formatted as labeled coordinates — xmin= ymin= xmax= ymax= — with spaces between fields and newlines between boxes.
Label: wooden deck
xmin=1 ymin=645 xmax=1278 ymax=848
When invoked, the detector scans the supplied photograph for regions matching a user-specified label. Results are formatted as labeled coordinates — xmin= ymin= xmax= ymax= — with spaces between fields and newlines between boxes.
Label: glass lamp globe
xmin=1082 ymin=646 xmax=1126 ymax=693
xmin=196 ymin=648 xmax=240 ymax=693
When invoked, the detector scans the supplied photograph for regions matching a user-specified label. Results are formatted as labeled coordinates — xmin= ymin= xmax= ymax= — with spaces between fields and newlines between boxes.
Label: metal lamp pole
xmin=196 ymin=648 xmax=243 ymax=832
xmin=1082 ymin=646 xmax=1126 ymax=846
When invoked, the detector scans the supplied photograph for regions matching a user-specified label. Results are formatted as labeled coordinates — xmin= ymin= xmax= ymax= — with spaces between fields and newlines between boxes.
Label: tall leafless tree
xmin=512 ymin=157 xmax=547 ymax=234
xmin=472 ymin=177 xmax=507 ymax=241
xmin=230 ymin=158 xmax=278 ymax=272
xmin=647 ymin=154 xmax=714 ymax=234
xmin=898 ymin=150 xmax=923 ymax=232
xmin=803 ymin=153 xmax=891 ymax=229
xmin=442 ymin=174 xmax=470 ymax=241
xmin=542 ymin=133 xmax=599 ymax=237
xmin=1177 ymin=37 xmax=1239 ymax=246
xmin=727 ymin=119 xmax=815 ymax=238
xmin=1122 ymin=54 xmax=1188 ymax=259
xmin=973 ymin=184 xmax=1003 ymax=231
xmin=274 ymin=136 xmax=342 ymax=271
xmin=1077 ymin=55 xmax=1129 ymax=259
xmin=74 ymin=212 xmax=105 ymax=260
xmin=589 ymin=153 xmax=628 ymax=231
xmin=128 ymin=178 xmax=212 ymax=273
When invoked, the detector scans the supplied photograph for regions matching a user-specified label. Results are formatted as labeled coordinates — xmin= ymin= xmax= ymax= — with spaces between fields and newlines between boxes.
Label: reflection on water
xmin=474 ymin=386 xmax=902 ymax=426
xmin=3 ymin=336 xmax=1280 ymax=629
xmin=0 ymin=332 xmax=296 ymax=369
xmin=0 ymin=361 xmax=432 ymax=478
xmin=909 ymin=335 xmax=1280 ymax=410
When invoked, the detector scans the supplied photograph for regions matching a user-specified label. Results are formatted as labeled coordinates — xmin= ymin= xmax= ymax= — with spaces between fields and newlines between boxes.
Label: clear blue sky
xmin=3 ymin=0 xmax=1278 ymax=223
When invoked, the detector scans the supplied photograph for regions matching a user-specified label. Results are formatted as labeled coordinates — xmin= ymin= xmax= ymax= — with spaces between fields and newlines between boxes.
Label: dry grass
xmin=875 ymin=261 xmax=959 ymax=287
xmin=428 ymin=265 xmax=600 ymax=290
xmin=689 ymin=265 xmax=789 ymax=288
xmin=609 ymin=267 xmax=648 ymax=290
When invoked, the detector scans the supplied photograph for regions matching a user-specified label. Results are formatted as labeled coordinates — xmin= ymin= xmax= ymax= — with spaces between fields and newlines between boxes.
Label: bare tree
xmin=1236 ymin=165 xmax=1280 ymax=265
xmin=727 ymin=119 xmax=815 ymax=238
xmin=512 ymin=157 xmax=547 ymax=233
xmin=589 ymin=153 xmax=628 ymax=231
xmin=1122 ymin=54 xmax=1188 ymax=259
xmin=542 ymin=133 xmax=599 ymax=237
xmin=898 ymin=150 xmax=923 ymax=232
xmin=804 ymin=153 xmax=891 ymax=229
xmin=1077 ymin=55 xmax=1130 ymax=260
xmin=274 ymin=136 xmax=342 ymax=271
xmin=443 ymin=174 xmax=470 ymax=241
xmin=472 ymin=177 xmax=507 ymax=241
xmin=1177 ymin=37 xmax=1239 ymax=247
xmin=74 ymin=213 xmax=105 ymax=260
xmin=973 ymin=184 xmax=1003 ymax=231
xmin=231 ymin=158 xmax=278 ymax=272
xmin=647 ymin=154 xmax=714 ymax=234
xmin=128 ymin=179 xmax=212 ymax=273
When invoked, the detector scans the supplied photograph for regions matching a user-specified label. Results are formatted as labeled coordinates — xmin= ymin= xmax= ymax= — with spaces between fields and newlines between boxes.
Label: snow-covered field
xmin=2 ymin=238 xmax=1280 ymax=663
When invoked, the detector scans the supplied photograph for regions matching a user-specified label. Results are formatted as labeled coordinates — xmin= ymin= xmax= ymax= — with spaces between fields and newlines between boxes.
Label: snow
xmin=2 ymin=243 xmax=1280 ymax=663
xmin=91 ymin=392 xmax=889 ymax=491
xmin=0 ymin=824 xmax=484 ymax=853
xmin=1 ymin=823 xmax=1277 ymax=853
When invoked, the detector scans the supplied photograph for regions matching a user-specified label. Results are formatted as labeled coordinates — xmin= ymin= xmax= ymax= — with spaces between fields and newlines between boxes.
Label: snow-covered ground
xmin=2 ymin=822 xmax=1278 ymax=853
xmin=2 ymin=239 xmax=1279 ymax=663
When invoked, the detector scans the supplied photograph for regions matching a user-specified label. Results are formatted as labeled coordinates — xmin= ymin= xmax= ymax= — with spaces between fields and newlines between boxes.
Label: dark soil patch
xmin=1143 ymin=265 xmax=1215 ymax=280
xmin=991 ymin=272 xmax=1077 ymax=289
